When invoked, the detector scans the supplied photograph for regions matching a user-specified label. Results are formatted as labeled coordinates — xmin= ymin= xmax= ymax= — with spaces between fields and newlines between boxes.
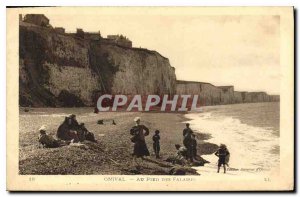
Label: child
xmin=152 ymin=130 xmax=160 ymax=158
xmin=215 ymin=144 xmax=230 ymax=173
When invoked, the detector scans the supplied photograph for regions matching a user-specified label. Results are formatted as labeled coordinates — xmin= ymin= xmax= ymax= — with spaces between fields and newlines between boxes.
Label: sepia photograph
xmin=6 ymin=6 xmax=294 ymax=191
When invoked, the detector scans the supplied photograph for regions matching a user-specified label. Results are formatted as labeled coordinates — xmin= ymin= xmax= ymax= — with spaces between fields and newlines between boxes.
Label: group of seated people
xmin=38 ymin=114 xmax=96 ymax=148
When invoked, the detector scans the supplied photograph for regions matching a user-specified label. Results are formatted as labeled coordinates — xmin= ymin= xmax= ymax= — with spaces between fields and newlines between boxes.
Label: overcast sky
xmin=22 ymin=9 xmax=280 ymax=94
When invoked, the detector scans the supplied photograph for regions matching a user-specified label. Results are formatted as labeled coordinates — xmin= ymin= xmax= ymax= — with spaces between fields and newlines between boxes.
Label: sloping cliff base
xmin=19 ymin=108 xmax=216 ymax=175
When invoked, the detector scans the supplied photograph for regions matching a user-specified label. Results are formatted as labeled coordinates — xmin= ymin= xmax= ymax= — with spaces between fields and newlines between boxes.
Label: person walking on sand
xmin=152 ymin=130 xmax=160 ymax=159
xmin=130 ymin=117 xmax=150 ymax=167
xmin=215 ymin=144 xmax=230 ymax=173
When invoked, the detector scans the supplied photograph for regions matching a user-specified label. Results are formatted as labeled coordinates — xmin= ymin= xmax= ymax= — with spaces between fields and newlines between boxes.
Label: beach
xmin=187 ymin=102 xmax=280 ymax=176
xmin=19 ymin=108 xmax=216 ymax=175
xmin=19 ymin=102 xmax=279 ymax=176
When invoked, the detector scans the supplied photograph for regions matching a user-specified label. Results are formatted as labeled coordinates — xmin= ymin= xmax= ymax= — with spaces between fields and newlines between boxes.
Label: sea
xmin=185 ymin=102 xmax=280 ymax=176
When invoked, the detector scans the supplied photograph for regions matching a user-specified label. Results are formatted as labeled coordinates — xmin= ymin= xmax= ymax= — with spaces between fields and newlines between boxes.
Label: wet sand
xmin=19 ymin=108 xmax=218 ymax=175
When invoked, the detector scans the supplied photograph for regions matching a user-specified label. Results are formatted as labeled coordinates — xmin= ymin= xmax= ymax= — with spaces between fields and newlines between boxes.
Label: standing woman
xmin=130 ymin=117 xmax=150 ymax=166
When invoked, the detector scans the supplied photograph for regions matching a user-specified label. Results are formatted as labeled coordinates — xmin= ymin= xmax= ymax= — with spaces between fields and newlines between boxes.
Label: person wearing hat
xmin=215 ymin=144 xmax=230 ymax=173
xmin=130 ymin=117 xmax=150 ymax=166
xmin=38 ymin=125 xmax=60 ymax=148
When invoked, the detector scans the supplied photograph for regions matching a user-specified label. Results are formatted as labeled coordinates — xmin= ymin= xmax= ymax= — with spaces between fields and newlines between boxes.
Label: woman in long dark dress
xmin=130 ymin=117 xmax=150 ymax=167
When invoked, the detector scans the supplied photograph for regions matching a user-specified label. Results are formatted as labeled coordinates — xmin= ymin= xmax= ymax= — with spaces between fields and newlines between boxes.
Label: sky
xmin=22 ymin=8 xmax=280 ymax=94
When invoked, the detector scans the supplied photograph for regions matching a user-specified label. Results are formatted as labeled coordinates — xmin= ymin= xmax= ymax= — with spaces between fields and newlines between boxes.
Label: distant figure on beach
xmin=215 ymin=144 xmax=230 ymax=173
xmin=152 ymin=130 xmax=160 ymax=159
xmin=130 ymin=117 xmax=150 ymax=166
xmin=182 ymin=123 xmax=195 ymax=162
xmin=97 ymin=120 xmax=104 ymax=125
xmin=94 ymin=107 xmax=99 ymax=114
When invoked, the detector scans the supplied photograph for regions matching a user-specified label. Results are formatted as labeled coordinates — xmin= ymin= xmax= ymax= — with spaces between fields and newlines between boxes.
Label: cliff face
xmin=233 ymin=91 xmax=243 ymax=103
xmin=176 ymin=81 xmax=279 ymax=106
xmin=218 ymin=86 xmax=235 ymax=104
xmin=176 ymin=81 xmax=222 ymax=106
xmin=243 ymin=92 xmax=280 ymax=103
xmin=89 ymin=43 xmax=176 ymax=95
xmin=19 ymin=17 xmax=279 ymax=108
xmin=19 ymin=22 xmax=176 ymax=107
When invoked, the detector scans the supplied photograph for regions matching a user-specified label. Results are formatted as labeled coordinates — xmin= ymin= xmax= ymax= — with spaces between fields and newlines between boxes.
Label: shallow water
xmin=185 ymin=102 xmax=280 ymax=176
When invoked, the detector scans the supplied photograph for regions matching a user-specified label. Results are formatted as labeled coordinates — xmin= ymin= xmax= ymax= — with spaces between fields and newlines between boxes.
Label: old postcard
xmin=6 ymin=7 xmax=294 ymax=191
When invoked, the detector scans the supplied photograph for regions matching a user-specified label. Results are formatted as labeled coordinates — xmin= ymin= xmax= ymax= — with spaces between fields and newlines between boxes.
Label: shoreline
xmin=184 ymin=103 xmax=280 ymax=176
xmin=19 ymin=108 xmax=218 ymax=175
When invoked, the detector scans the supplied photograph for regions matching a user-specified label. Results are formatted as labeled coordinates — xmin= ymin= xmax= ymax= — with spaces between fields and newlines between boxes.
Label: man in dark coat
xmin=130 ymin=117 xmax=150 ymax=168
xmin=182 ymin=123 xmax=194 ymax=162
